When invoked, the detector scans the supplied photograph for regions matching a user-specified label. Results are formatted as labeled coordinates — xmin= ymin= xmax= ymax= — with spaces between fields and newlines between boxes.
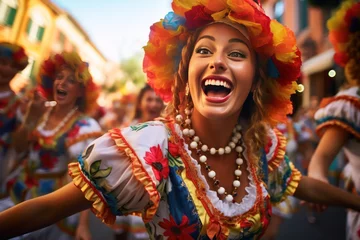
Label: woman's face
xmin=188 ymin=23 xmax=256 ymax=120
xmin=53 ymin=67 xmax=83 ymax=107
xmin=140 ymin=89 xmax=163 ymax=121
xmin=0 ymin=58 xmax=19 ymax=84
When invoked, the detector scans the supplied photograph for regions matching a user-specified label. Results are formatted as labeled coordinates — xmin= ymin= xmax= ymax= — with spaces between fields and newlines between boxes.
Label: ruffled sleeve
xmin=265 ymin=128 xmax=302 ymax=204
xmin=68 ymin=121 xmax=169 ymax=225
xmin=315 ymin=87 xmax=360 ymax=139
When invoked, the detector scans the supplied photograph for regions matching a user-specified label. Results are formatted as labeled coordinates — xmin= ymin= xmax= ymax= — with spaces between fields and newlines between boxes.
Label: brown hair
xmin=165 ymin=25 xmax=270 ymax=165
xmin=132 ymin=84 xmax=154 ymax=121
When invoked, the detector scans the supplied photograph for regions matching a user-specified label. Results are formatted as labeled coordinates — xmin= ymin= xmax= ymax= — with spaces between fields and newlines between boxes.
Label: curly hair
xmin=345 ymin=32 xmax=360 ymax=86
xmin=164 ymin=27 xmax=270 ymax=166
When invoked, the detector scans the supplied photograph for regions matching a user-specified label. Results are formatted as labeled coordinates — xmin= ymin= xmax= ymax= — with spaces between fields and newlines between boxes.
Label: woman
xmin=308 ymin=1 xmax=360 ymax=239
xmin=0 ymin=52 xmax=103 ymax=239
xmin=0 ymin=1 xmax=360 ymax=239
xmin=0 ymin=42 xmax=28 ymax=199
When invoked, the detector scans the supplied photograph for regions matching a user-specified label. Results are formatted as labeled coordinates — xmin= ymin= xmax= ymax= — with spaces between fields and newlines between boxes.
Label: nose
xmin=209 ymin=54 xmax=227 ymax=72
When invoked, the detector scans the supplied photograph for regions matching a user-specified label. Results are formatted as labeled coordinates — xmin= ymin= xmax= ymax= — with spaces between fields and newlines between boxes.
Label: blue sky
xmin=52 ymin=0 xmax=172 ymax=62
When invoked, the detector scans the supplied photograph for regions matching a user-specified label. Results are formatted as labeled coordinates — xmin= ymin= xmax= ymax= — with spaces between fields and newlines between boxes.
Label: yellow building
xmin=0 ymin=0 xmax=108 ymax=92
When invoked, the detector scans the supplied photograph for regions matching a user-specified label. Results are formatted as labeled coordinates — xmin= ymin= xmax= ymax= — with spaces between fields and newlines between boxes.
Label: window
xmin=0 ymin=0 xmax=18 ymax=27
xmin=26 ymin=8 xmax=49 ymax=43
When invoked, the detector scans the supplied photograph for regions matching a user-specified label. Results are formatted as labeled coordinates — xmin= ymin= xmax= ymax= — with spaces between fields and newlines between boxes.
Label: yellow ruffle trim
xmin=66 ymin=131 xmax=103 ymax=148
xmin=281 ymin=162 xmax=302 ymax=203
xmin=268 ymin=128 xmax=287 ymax=172
xmin=68 ymin=162 xmax=116 ymax=225
xmin=108 ymin=128 xmax=160 ymax=223
xmin=316 ymin=120 xmax=360 ymax=140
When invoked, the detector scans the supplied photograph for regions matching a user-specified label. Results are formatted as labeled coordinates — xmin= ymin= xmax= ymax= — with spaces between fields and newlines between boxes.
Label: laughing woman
xmin=1 ymin=1 xmax=360 ymax=239
xmin=0 ymin=52 xmax=102 ymax=239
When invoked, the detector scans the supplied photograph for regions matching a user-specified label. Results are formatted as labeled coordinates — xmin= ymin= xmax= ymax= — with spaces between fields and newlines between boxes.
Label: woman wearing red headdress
xmin=1 ymin=1 xmax=360 ymax=239
xmin=0 ymin=52 xmax=103 ymax=239
xmin=308 ymin=1 xmax=360 ymax=239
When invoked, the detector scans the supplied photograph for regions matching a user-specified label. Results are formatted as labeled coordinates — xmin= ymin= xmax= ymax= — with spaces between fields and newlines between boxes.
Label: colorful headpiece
xmin=328 ymin=0 xmax=360 ymax=67
xmin=38 ymin=52 xmax=99 ymax=113
xmin=143 ymin=0 xmax=301 ymax=126
xmin=0 ymin=42 xmax=28 ymax=70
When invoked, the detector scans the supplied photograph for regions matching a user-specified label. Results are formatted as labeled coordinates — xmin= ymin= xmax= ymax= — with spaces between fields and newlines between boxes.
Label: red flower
xmin=168 ymin=142 xmax=180 ymax=158
xmin=144 ymin=145 xmax=169 ymax=181
xmin=158 ymin=215 xmax=196 ymax=240
xmin=184 ymin=5 xmax=214 ymax=30
xmin=25 ymin=175 xmax=38 ymax=188
xmin=40 ymin=153 xmax=58 ymax=169
xmin=67 ymin=124 xmax=80 ymax=139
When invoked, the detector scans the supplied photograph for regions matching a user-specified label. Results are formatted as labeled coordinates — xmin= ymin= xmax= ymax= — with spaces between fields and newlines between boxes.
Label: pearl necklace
xmin=37 ymin=107 xmax=78 ymax=136
xmin=176 ymin=108 xmax=245 ymax=203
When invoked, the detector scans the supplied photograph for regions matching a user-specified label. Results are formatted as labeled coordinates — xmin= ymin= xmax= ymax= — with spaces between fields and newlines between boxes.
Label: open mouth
xmin=56 ymin=89 xmax=68 ymax=97
xmin=202 ymin=79 xmax=233 ymax=98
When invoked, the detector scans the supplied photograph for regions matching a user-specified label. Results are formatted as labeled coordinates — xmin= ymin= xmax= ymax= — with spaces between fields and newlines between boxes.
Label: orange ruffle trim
xmin=108 ymin=128 xmax=160 ymax=223
xmin=68 ymin=162 xmax=116 ymax=225
xmin=267 ymin=128 xmax=287 ymax=173
xmin=281 ymin=162 xmax=302 ymax=203
xmin=316 ymin=120 xmax=360 ymax=140
xmin=66 ymin=131 xmax=103 ymax=148
xmin=319 ymin=95 xmax=360 ymax=109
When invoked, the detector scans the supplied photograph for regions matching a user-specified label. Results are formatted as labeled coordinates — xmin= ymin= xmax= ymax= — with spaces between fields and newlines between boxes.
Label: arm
xmin=75 ymin=210 xmax=92 ymax=240
xmin=294 ymin=176 xmax=360 ymax=211
xmin=0 ymin=183 xmax=91 ymax=239
xmin=308 ymin=126 xmax=349 ymax=182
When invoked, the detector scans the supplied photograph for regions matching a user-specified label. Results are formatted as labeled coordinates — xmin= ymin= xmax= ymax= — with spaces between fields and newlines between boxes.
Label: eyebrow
xmin=197 ymin=35 xmax=249 ymax=48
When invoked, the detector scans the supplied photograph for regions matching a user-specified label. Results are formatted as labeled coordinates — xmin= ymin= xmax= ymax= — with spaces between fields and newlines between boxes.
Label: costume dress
xmin=315 ymin=86 xmax=360 ymax=240
xmin=69 ymin=120 xmax=301 ymax=239
xmin=0 ymin=107 xmax=102 ymax=239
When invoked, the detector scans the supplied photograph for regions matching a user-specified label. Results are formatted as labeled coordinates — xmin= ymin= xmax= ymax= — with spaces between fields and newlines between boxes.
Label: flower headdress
xmin=143 ymin=0 xmax=302 ymax=126
xmin=38 ymin=52 xmax=99 ymax=114
xmin=0 ymin=42 xmax=28 ymax=70
xmin=328 ymin=0 xmax=360 ymax=67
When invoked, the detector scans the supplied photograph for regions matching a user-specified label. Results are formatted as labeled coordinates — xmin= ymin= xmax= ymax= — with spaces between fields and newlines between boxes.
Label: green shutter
xmin=36 ymin=26 xmax=45 ymax=41
xmin=26 ymin=19 xmax=32 ymax=35
xmin=5 ymin=7 xmax=16 ymax=26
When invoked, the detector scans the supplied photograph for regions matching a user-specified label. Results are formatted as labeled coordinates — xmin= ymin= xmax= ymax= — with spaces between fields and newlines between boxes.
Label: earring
xmin=185 ymin=83 xmax=190 ymax=97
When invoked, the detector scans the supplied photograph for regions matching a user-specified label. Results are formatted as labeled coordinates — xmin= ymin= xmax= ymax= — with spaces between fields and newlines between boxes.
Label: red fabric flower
xmin=67 ymin=124 xmax=80 ymax=139
xmin=40 ymin=153 xmax=58 ymax=169
xmin=144 ymin=145 xmax=169 ymax=181
xmin=158 ymin=215 xmax=196 ymax=240
xmin=168 ymin=142 xmax=180 ymax=158
xmin=184 ymin=5 xmax=214 ymax=30
xmin=25 ymin=175 xmax=38 ymax=188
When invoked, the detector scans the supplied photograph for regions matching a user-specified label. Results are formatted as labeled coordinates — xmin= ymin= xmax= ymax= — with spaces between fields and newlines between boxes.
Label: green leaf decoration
xmin=130 ymin=123 xmax=149 ymax=132
xmin=82 ymin=144 xmax=94 ymax=159
xmin=90 ymin=160 xmax=101 ymax=175
xmin=92 ymin=167 xmax=112 ymax=179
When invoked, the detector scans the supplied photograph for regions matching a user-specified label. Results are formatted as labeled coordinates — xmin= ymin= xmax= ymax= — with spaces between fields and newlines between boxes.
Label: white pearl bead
xmin=235 ymin=132 xmax=242 ymax=139
xmin=185 ymin=118 xmax=191 ymax=125
xmin=175 ymin=114 xmax=183 ymax=122
xmin=218 ymin=148 xmax=224 ymax=155
xmin=236 ymin=125 xmax=242 ymax=131
xmin=190 ymin=141 xmax=198 ymax=149
xmin=210 ymin=148 xmax=216 ymax=155
xmin=199 ymin=155 xmax=207 ymax=163
xmin=208 ymin=170 xmax=216 ymax=178
xmin=225 ymin=194 xmax=234 ymax=202
xmin=235 ymin=169 xmax=242 ymax=176
xmin=185 ymin=108 xmax=191 ymax=115
xmin=236 ymin=146 xmax=243 ymax=153
xmin=232 ymin=136 xmax=239 ymax=143
xmin=229 ymin=142 xmax=236 ymax=149
xmin=193 ymin=136 xmax=200 ymax=142
xmin=217 ymin=187 xmax=225 ymax=195
xmin=225 ymin=146 xmax=231 ymax=154
xmin=236 ymin=158 xmax=244 ymax=165
xmin=183 ymin=128 xmax=189 ymax=136
xmin=201 ymin=145 xmax=208 ymax=152
xmin=189 ymin=129 xmax=195 ymax=136
xmin=233 ymin=180 xmax=241 ymax=187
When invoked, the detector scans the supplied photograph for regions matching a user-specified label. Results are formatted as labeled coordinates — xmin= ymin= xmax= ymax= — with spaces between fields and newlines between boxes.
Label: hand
xmin=75 ymin=223 xmax=92 ymax=240
xmin=23 ymin=89 xmax=47 ymax=129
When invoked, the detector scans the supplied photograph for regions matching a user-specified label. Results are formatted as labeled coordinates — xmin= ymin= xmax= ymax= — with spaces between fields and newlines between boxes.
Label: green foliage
xmin=120 ymin=53 xmax=146 ymax=86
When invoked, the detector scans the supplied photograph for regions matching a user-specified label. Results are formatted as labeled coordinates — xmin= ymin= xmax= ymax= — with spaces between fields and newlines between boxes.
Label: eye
xmin=55 ymin=74 xmax=63 ymax=80
xmin=195 ymin=48 xmax=212 ymax=55
xmin=68 ymin=78 xmax=76 ymax=84
xmin=228 ymin=51 xmax=246 ymax=58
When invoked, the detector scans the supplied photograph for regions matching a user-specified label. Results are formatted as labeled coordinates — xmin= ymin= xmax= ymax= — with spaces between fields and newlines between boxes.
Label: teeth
xmin=204 ymin=79 xmax=231 ymax=89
